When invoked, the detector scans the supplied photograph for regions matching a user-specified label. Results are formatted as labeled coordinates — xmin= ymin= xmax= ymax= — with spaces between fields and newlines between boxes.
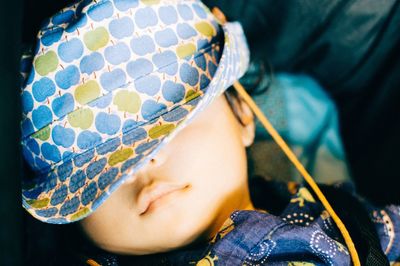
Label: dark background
xmin=1 ymin=0 xmax=399 ymax=264
xmin=0 ymin=0 xmax=23 ymax=264
xmin=202 ymin=0 xmax=400 ymax=205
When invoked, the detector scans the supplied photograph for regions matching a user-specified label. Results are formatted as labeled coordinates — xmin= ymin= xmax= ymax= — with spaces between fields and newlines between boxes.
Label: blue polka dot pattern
xmin=96 ymin=137 xmax=120 ymax=155
xmin=73 ymin=149 xmax=95 ymax=167
xmin=98 ymin=167 xmax=118 ymax=190
xmin=58 ymin=38 xmax=84 ymax=63
xmin=130 ymin=35 xmax=155 ymax=55
xmin=57 ymin=161 xmax=73 ymax=182
xmin=50 ymin=184 xmax=68 ymax=206
xmin=86 ymin=158 xmax=107 ymax=179
xmin=59 ymin=196 xmax=80 ymax=216
xmin=154 ymin=28 xmax=178 ymax=47
xmin=159 ymin=5 xmax=178 ymax=25
xmin=20 ymin=0 xmax=249 ymax=223
xmin=69 ymin=170 xmax=86 ymax=193
xmin=36 ymin=207 xmax=58 ymax=218
xmin=81 ymin=182 xmax=98 ymax=206
xmin=32 ymin=77 xmax=56 ymax=102
xmin=109 ymin=17 xmax=134 ymax=39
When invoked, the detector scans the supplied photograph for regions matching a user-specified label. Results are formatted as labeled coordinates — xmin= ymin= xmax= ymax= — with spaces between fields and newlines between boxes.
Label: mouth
xmin=138 ymin=183 xmax=190 ymax=215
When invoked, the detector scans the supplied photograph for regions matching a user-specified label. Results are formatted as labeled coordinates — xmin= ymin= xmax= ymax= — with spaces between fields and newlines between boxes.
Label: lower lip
xmin=141 ymin=185 xmax=190 ymax=215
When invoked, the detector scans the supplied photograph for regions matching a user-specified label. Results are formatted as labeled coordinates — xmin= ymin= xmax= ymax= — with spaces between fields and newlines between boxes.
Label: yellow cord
xmin=233 ymin=81 xmax=361 ymax=266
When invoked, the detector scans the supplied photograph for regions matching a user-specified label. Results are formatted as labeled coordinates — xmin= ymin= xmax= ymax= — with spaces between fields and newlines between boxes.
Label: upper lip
xmin=137 ymin=182 xmax=188 ymax=215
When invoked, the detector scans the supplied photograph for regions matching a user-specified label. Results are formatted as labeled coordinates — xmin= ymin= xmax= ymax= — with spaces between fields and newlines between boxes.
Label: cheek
xmin=172 ymin=121 xmax=248 ymax=199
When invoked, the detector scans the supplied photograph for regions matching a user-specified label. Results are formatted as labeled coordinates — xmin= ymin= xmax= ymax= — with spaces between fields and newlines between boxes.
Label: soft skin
xmin=79 ymin=92 xmax=256 ymax=255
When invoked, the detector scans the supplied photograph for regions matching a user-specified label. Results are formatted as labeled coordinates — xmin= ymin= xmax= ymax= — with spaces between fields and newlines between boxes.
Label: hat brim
xmin=22 ymin=21 xmax=249 ymax=224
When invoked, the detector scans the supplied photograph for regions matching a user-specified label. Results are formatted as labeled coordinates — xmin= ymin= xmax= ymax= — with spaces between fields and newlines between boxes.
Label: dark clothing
xmin=202 ymin=0 xmax=400 ymax=204
xmin=70 ymin=177 xmax=399 ymax=266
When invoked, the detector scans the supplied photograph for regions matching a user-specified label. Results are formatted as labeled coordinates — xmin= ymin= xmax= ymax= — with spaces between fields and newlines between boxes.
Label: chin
xmin=123 ymin=235 xmax=202 ymax=255
xmin=158 ymin=210 xmax=212 ymax=248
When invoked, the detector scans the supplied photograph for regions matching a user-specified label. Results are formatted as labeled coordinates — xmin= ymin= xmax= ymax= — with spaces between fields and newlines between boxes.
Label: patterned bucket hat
xmin=20 ymin=0 xmax=249 ymax=224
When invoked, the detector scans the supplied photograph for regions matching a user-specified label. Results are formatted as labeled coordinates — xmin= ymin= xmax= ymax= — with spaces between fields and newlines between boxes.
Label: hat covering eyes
xmin=20 ymin=0 xmax=249 ymax=224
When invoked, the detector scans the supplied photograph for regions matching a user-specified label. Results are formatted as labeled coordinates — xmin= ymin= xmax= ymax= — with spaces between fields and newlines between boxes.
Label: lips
xmin=137 ymin=182 xmax=189 ymax=215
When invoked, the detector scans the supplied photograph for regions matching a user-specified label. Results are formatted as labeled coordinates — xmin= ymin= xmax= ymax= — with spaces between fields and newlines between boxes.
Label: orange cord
xmin=233 ymin=81 xmax=361 ymax=266
xmin=86 ymin=259 xmax=101 ymax=266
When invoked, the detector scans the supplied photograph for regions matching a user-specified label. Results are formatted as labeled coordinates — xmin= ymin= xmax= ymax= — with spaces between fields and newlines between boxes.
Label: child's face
xmin=79 ymin=93 xmax=256 ymax=255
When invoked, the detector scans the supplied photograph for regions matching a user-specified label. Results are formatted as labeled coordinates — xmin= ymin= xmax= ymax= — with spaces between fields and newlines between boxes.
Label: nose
xmin=123 ymin=147 xmax=168 ymax=185
xmin=150 ymin=148 xmax=166 ymax=166
xmin=145 ymin=145 xmax=168 ymax=168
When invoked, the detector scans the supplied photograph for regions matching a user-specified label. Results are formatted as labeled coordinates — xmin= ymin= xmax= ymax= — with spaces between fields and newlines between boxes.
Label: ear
xmin=229 ymin=95 xmax=255 ymax=147
xmin=239 ymin=98 xmax=256 ymax=147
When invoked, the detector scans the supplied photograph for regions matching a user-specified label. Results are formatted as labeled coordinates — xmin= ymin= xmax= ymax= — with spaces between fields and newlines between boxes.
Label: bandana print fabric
xmin=76 ymin=180 xmax=400 ymax=265
xmin=20 ymin=0 xmax=250 ymax=223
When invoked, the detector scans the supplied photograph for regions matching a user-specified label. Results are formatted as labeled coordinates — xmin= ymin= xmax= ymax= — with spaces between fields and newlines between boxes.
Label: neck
xmin=206 ymin=186 xmax=256 ymax=242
